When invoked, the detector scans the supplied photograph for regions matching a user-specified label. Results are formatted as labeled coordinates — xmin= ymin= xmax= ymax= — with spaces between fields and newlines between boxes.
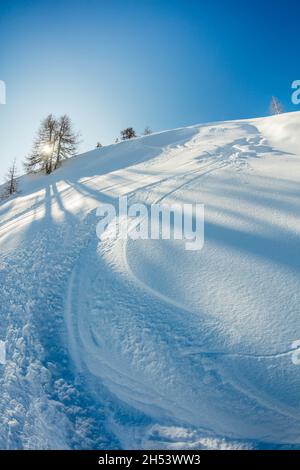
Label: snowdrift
xmin=0 ymin=112 xmax=300 ymax=449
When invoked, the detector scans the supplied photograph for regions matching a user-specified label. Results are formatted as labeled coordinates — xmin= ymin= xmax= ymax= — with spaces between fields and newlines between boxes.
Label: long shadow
xmin=3 ymin=177 xmax=123 ymax=447
xmin=205 ymin=219 xmax=300 ymax=274
xmin=124 ymin=188 xmax=300 ymax=276
xmin=64 ymin=178 xmax=117 ymax=208
xmin=171 ymin=161 xmax=300 ymax=233
xmin=0 ymin=195 xmax=43 ymax=235
xmin=51 ymin=182 xmax=79 ymax=223
xmin=15 ymin=125 xmax=200 ymax=203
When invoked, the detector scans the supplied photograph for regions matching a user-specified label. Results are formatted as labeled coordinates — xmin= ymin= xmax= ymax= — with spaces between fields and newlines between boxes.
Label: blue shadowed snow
xmin=0 ymin=112 xmax=300 ymax=449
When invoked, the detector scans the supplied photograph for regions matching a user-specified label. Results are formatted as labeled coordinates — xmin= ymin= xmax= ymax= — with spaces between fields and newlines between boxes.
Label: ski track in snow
xmin=1 ymin=114 xmax=300 ymax=449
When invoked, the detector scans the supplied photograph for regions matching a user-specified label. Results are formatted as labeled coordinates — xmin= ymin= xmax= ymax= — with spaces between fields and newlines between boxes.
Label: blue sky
xmin=0 ymin=0 xmax=299 ymax=179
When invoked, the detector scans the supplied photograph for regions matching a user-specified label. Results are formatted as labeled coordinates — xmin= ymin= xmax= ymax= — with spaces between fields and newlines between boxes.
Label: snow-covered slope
xmin=0 ymin=112 xmax=300 ymax=449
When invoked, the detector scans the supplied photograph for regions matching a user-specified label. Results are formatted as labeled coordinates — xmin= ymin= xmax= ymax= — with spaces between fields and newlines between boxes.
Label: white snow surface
xmin=0 ymin=112 xmax=300 ymax=449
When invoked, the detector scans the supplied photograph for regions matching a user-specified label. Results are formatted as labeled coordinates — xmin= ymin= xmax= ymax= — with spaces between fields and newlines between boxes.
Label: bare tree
xmin=54 ymin=115 xmax=79 ymax=170
xmin=143 ymin=126 xmax=152 ymax=135
xmin=270 ymin=96 xmax=284 ymax=115
xmin=24 ymin=114 xmax=57 ymax=174
xmin=120 ymin=127 xmax=136 ymax=140
xmin=2 ymin=158 xmax=18 ymax=198
xmin=24 ymin=114 xmax=79 ymax=174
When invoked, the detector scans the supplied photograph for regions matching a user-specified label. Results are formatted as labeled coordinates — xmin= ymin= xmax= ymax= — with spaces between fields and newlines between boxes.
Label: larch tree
xmin=54 ymin=114 xmax=79 ymax=170
xmin=2 ymin=158 xmax=18 ymax=198
xmin=24 ymin=114 xmax=57 ymax=174
xmin=24 ymin=114 xmax=79 ymax=174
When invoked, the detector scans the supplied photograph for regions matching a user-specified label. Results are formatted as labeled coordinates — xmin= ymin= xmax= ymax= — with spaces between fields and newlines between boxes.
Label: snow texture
xmin=0 ymin=112 xmax=300 ymax=449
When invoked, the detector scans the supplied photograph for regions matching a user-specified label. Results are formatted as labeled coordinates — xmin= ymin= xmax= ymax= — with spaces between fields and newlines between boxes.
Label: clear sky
xmin=0 ymin=0 xmax=299 ymax=179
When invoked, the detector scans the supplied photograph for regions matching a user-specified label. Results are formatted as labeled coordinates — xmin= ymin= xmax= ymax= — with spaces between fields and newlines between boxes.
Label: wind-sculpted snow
xmin=0 ymin=113 xmax=300 ymax=449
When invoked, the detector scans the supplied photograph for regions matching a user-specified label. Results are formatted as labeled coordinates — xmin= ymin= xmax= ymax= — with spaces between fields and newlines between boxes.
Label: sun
xmin=41 ymin=143 xmax=52 ymax=155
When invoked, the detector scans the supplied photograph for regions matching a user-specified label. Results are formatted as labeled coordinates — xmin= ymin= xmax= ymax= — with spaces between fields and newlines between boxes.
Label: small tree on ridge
xmin=120 ymin=127 xmax=136 ymax=140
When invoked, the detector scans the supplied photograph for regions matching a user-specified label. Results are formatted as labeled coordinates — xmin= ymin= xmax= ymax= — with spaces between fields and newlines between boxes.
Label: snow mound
xmin=0 ymin=111 xmax=300 ymax=449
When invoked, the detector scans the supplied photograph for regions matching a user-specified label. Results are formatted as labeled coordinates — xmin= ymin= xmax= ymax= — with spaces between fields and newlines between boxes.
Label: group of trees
xmin=120 ymin=126 xmax=152 ymax=139
xmin=97 ymin=126 xmax=152 ymax=148
xmin=25 ymin=114 xmax=79 ymax=174
xmin=1 ymin=113 xmax=78 ymax=199
xmin=1 ymin=97 xmax=286 ymax=201
xmin=1 ymin=119 xmax=153 ymax=199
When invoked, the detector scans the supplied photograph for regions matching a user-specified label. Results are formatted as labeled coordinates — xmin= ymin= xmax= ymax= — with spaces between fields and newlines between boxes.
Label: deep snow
xmin=0 ymin=112 xmax=300 ymax=449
